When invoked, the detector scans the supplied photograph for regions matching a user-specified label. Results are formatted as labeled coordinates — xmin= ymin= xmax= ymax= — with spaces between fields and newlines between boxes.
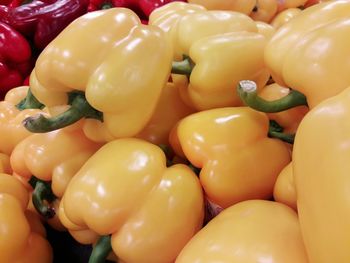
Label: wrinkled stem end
xmin=237 ymin=80 xmax=308 ymax=113
xmin=16 ymin=89 xmax=44 ymax=110
xmin=23 ymin=91 xmax=103 ymax=133
xmin=268 ymin=120 xmax=295 ymax=144
xmin=30 ymin=176 xmax=56 ymax=219
xmin=89 ymin=235 xmax=113 ymax=263
xmin=171 ymin=55 xmax=194 ymax=77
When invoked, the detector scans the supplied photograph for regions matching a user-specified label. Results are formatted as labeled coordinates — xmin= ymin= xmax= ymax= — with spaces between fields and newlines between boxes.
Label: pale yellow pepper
xmin=60 ymin=138 xmax=204 ymax=263
xmin=176 ymin=200 xmax=309 ymax=263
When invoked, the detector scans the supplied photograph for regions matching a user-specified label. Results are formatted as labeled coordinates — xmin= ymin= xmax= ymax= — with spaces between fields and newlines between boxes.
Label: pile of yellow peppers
xmin=3 ymin=0 xmax=350 ymax=262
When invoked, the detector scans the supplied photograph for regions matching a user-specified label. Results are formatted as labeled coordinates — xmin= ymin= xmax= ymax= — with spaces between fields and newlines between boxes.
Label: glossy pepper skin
xmin=0 ymin=22 xmax=32 ymax=98
xmin=0 ymin=173 xmax=53 ymax=263
xmin=176 ymin=200 xmax=308 ymax=263
xmin=32 ymin=8 xmax=172 ymax=139
xmin=88 ymin=0 xmax=186 ymax=20
xmin=0 ymin=0 xmax=89 ymax=50
xmin=270 ymin=7 xmax=301 ymax=29
xmin=60 ymin=138 xmax=204 ymax=263
xmin=151 ymin=5 xmax=259 ymax=60
xmin=10 ymin=128 xmax=100 ymax=231
xmin=170 ymin=107 xmax=291 ymax=209
xmin=187 ymin=0 xmax=256 ymax=15
xmin=265 ymin=0 xmax=350 ymax=108
xmin=273 ymin=161 xmax=297 ymax=211
xmin=0 ymin=86 xmax=45 ymax=155
xmin=172 ymin=31 xmax=270 ymax=111
xmin=136 ymin=82 xmax=195 ymax=145
xmin=293 ymin=87 xmax=350 ymax=263
xmin=10 ymin=128 xmax=101 ymax=196
xmin=149 ymin=1 xmax=206 ymax=60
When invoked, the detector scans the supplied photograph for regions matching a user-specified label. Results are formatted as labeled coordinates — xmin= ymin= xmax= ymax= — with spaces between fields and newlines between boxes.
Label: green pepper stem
xmin=16 ymin=89 xmax=44 ymax=110
xmin=101 ymin=3 xmax=113 ymax=9
xmin=171 ymin=56 xmax=194 ymax=76
xmin=268 ymin=120 xmax=295 ymax=144
xmin=23 ymin=91 xmax=103 ymax=133
xmin=88 ymin=235 xmax=113 ymax=263
xmin=30 ymin=176 xmax=56 ymax=219
xmin=237 ymin=80 xmax=308 ymax=113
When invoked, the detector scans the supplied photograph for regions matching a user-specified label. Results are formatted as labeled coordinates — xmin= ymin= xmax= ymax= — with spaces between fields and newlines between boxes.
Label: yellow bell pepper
xmin=151 ymin=3 xmax=258 ymax=60
xmin=149 ymin=2 xmax=206 ymax=60
xmin=273 ymin=161 xmax=297 ymax=211
xmin=27 ymin=8 xmax=172 ymax=139
xmin=250 ymin=0 xmax=278 ymax=22
xmin=293 ymin=86 xmax=350 ymax=263
xmin=10 ymin=128 xmax=101 ymax=222
xmin=0 ymin=152 xmax=12 ymax=174
xmin=176 ymin=200 xmax=309 ymax=263
xmin=172 ymin=31 xmax=270 ymax=110
xmin=270 ymin=8 xmax=302 ymax=29
xmin=169 ymin=107 xmax=291 ymax=209
xmin=0 ymin=86 xmax=44 ymax=155
xmin=187 ymin=0 xmax=256 ymax=15
xmin=136 ymin=82 xmax=195 ymax=145
xmin=0 ymin=174 xmax=52 ymax=263
xmin=255 ymin=21 xmax=276 ymax=40
xmin=265 ymin=0 xmax=350 ymax=108
xmin=60 ymin=138 xmax=204 ymax=263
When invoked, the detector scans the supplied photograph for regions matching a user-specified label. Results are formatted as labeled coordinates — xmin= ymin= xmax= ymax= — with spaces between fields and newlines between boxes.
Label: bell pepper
xmin=0 ymin=0 xmax=12 ymax=4
xmin=26 ymin=8 xmax=172 ymax=141
xmin=0 ymin=0 xmax=89 ymax=50
xmin=265 ymin=0 xmax=350 ymax=108
xmin=277 ymin=0 xmax=308 ymax=11
xmin=176 ymin=200 xmax=309 ymax=263
xmin=10 ymin=128 xmax=101 ymax=222
xmin=293 ymin=86 xmax=350 ymax=263
xmin=171 ymin=31 xmax=270 ymax=110
xmin=83 ymin=80 xmax=195 ymax=143
xmin=0 ymin=21 xmax=33 ymax=99
xmin=169 ymin=107 xmax=291 ymax=209
xmin=255 ymin=21 xmax=276 ymax=39
xmin=60 ymin=138 xmax=204 ymax=263
xmin=136 ymin=82 xmax=195 ymax=145
xmin=187 ymin=0 xmax=257 ymax=15
xmin=88 ymin=0 xmax=186 ymax=21
xmin=0 ymin=173 xmax=53 ymax=263
xmin=0 ymin=152 xmax=12 ymax=173
xmin=154 ymin=7 xmax=259 ymax=60
xmin=273 ymin=161 xmax=297 ymax=211
xmin=250 ymin=0 xmax=278 ymax=22
xmin=0 ymin=86 xmax=44 ymax=155
xmin=7 ymin=0 xmax=56 ymax=8
xmin=149 ymin=1 xmax=206 ymax=60
xmin=270 ymin=7 xmax=302 ymax=29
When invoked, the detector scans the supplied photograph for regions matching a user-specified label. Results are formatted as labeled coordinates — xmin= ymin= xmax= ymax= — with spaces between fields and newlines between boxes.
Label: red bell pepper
xmin=0 ymin=21 xmax=32 ymax=99
xmin=0 ymin=0 xmax=88 ymax=50
xmin=88 ymin=0 xmax=186 ymax=21
xmin=0 ymin=0 xmax=12 ymax=5
xmin=7 ymin=0 xmax=55 ymax=8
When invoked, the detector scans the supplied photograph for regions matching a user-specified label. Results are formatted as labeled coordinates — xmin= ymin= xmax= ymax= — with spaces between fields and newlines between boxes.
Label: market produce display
xmin=3 ymin=0 xmax=350 ymax=262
